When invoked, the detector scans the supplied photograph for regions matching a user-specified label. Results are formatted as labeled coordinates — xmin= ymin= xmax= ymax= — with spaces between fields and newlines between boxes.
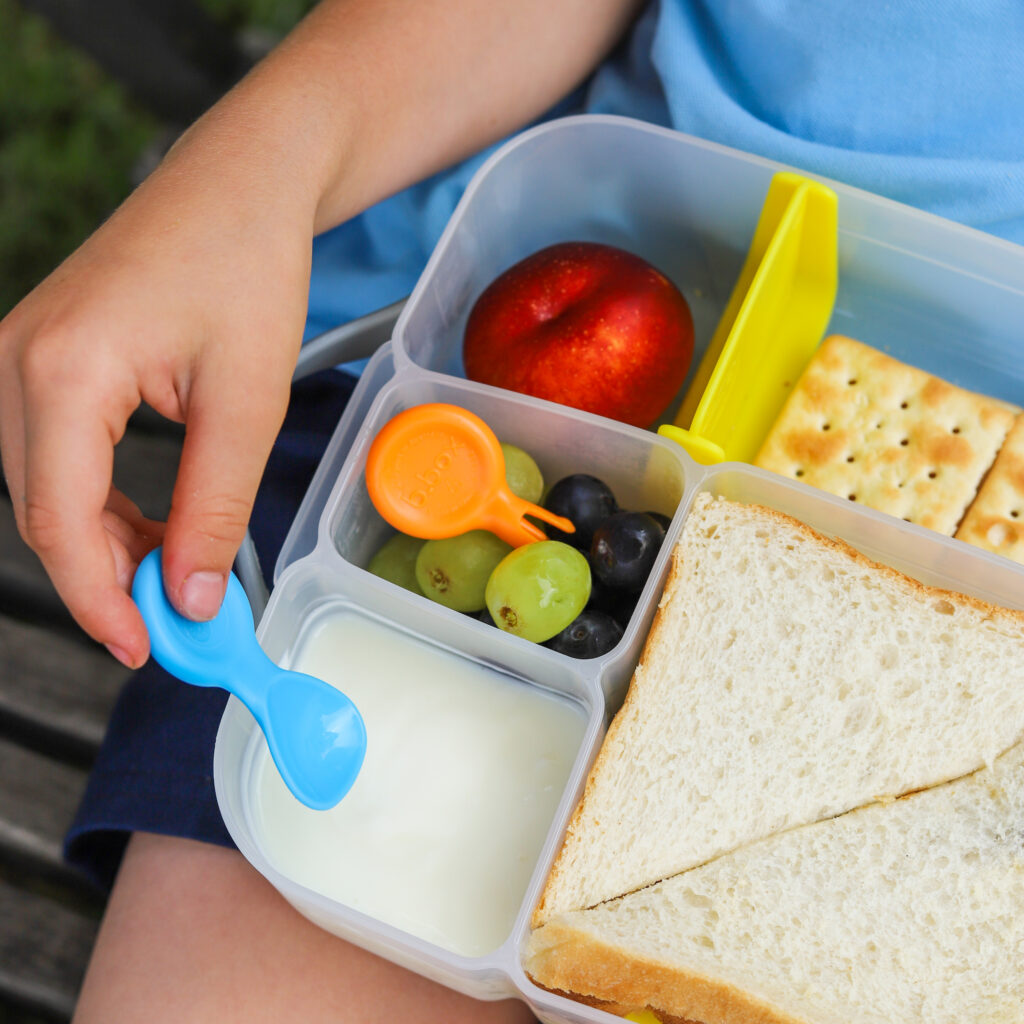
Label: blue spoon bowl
xmin=132 ymin=548 xmax=366 ymax=810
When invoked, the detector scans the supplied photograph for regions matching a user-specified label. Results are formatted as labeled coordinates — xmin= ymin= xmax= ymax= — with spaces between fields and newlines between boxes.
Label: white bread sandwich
xmin=524 ymin=736 xmax=1024 ymax=1024
xmin=533 ymin=492 xmax=1024 ymax=930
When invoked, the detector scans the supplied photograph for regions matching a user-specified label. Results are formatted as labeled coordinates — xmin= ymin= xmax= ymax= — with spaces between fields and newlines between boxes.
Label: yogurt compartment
xmin=214 ymin=549 xmax=606 ymax=1000
xmin=251 ymin=606 xmax=587 ymax=958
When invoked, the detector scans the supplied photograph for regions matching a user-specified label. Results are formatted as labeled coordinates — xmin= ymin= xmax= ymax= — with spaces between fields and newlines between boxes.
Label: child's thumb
xmin=159 ymin=373 xmax=289 ymax=621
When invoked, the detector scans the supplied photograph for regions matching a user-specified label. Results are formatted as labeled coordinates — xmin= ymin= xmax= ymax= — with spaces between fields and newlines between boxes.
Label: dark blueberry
xmin=476 ymin=605 xmax=496 ymax=627
xmin=645 ymin=511 xmax=673 ymax=532
xmin=589 ymin=511 xmax=665 ymax=592
xmin=544 ymin=610 xmax=624 ymax=659
xmin=586 ymin=574 xmax=639 ymax=628
xmin=585 ymin=573 xmax=617 ymax=613
xmin=543 ymin=474 xmax=618 ymax=550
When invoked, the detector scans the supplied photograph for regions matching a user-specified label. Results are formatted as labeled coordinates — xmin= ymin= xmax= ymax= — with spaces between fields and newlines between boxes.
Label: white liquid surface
xmin=252 ymin=609 xmax=587 ymax=957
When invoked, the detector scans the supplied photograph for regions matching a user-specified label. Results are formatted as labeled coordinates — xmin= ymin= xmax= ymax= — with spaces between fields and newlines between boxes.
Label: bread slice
xmin=753 ymin=335 xmax=1017 ymax=534
xmin=532 ymin=493 xmax=1024 ymax=927
xmin=525 ymin=737 xmax=1024 ymax=1024
xmin=956 ymin=412 xmax=1024 ymax=564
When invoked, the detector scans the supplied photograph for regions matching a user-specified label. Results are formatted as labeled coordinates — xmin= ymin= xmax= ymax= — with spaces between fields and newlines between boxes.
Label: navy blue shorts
xmin=64 ymin=368 xmax=358 ymax=892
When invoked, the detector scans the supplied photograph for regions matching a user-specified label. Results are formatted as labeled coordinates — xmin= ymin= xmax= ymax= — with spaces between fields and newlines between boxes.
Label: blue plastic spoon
xmin=132 ymin=548 xmax=366 ymax=810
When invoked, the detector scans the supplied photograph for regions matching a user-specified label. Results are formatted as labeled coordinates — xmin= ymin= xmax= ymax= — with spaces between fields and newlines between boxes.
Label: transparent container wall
xmin=829 ymin=196 xmax=1024 ymax=404
xmin=325 ymin=548 xmax=598 ymax=709
xmin=277 ymin=117 xmax=1024 ymax=586
xmin=699 ymin=465 xmax=1024 ymax=609
xmin=317 ymin=371 xmax=692 ymax=702
xmin=395 ymin=115 xmax=1024 ymax=409
xmin=215 ymin=555 xmax=605 ymax=1002
xmin=393 ymin=117 xmax=786 ymax=389
xmin=324 ymin=374 xmax=689 ymax=566
xmin=275 ymin=343 xmax=397 ymax=582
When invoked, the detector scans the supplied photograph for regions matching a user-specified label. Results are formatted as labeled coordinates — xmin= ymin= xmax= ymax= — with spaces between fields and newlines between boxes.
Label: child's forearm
xmin=166 ymin=0 xmax=643 ymax=233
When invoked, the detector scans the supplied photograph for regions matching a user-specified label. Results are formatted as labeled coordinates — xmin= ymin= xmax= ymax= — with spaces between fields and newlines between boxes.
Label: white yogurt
xmin=251 ymin=608 xmax=586 ymax=957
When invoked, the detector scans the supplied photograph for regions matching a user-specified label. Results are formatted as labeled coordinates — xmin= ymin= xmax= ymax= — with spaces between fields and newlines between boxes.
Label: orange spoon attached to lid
xmin=365 ymin=403 xmax=574 ymax=548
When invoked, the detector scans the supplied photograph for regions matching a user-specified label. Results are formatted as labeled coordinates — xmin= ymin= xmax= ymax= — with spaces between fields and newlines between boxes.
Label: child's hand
xmin=0 ymin=142 xmax=313 ymax=668
xmin=0 ymin=0 xmax=642 ymax=669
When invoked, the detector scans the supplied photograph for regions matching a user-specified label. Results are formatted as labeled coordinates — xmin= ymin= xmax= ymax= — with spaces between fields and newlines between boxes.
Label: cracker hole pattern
xmin=988 ymin=524 xmax=1010 ymax=545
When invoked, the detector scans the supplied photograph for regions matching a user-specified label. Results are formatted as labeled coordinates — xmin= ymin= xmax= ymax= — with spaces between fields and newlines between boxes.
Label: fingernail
xmin=180 ymin=571 xmax=227 ymax=621
xmin=105 ymin=643 xmax=136 ymax=669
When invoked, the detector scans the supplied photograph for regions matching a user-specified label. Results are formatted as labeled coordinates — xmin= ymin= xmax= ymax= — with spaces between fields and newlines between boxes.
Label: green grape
xmin=500 ymin=443 xmax=544 ymax=504
xmin=416 ymin=530 xmax=512 ymax=612
xmin=485 ymin=541 xmax=591 ymax=643
xmin=367 ymin=533 xmax=426 ymax=595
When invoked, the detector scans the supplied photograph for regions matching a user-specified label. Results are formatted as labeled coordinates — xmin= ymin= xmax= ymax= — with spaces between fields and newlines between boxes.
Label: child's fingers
xmin=20 ymin=392 xmax=151 ymax=666
xmin=103 ymin=487 xmax=168 ymax=553
xmin=100 ymin=488 xmax=167 ymax=586
xmin=0 ymin=364 xmax=27 ymax=507
xmin=159 ymin=363 xmax=292 ymax=622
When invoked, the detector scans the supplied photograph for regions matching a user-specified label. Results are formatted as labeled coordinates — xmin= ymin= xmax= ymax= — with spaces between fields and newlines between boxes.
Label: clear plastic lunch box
xmin=213 ymin=115 xmax=1024 ymax=1023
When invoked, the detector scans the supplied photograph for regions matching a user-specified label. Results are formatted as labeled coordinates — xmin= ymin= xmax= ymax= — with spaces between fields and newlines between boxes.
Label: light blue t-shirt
xmin=306 ymin=0 xmax=1024 ymax=343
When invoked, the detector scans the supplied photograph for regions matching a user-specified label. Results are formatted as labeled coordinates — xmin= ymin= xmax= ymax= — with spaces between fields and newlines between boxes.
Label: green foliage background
xmin=0 ymin=0 xmax=313 ymax=316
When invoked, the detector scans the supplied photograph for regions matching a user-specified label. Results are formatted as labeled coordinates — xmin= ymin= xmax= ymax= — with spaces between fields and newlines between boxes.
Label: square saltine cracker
xmin=956 ymin=413 xmax=1024 ymax=563
xmin=754 ymin=335 xmax=1018 ymax=535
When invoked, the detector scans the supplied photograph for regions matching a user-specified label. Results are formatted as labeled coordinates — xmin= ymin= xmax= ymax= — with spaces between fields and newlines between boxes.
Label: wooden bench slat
xmin=0 ymin=615 xmax=130 ymax=759
xmin=0 ymin=420 xmax=181 ymax=1021
xmin=0 ymin=737 xmax=92 ymax=878
xmin=0 ymin=873 xmax=99 ymax=1022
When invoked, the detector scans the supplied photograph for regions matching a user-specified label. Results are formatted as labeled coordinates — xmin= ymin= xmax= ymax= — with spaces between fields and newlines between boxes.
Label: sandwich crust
xmin=525 ymin=919 xmax=806 ymax=1024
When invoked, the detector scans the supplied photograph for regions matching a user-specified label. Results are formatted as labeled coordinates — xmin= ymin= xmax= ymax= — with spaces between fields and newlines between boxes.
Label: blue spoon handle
xmin=132 ymin=547 xmax=366 ymax=811
xmin=132 ymin=548 xmax=272 ymax=716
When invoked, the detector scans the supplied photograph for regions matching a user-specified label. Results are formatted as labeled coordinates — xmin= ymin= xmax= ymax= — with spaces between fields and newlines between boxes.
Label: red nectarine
xmin=462 ymin=242 xmax=693 ymax=427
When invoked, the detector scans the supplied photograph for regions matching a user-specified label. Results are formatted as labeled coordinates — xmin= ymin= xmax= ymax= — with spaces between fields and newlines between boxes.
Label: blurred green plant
xmin=0 ymin=0 xmax=314 ymax=317
xmin=201 ymin=0 xmax=315 ymax=37
xmin=0 ymin=0 xmax=154 ymax=314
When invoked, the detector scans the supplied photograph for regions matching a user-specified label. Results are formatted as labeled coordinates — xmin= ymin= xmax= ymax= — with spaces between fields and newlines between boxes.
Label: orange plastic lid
xmin=365 ymin=403 xmax=574 ymax=548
